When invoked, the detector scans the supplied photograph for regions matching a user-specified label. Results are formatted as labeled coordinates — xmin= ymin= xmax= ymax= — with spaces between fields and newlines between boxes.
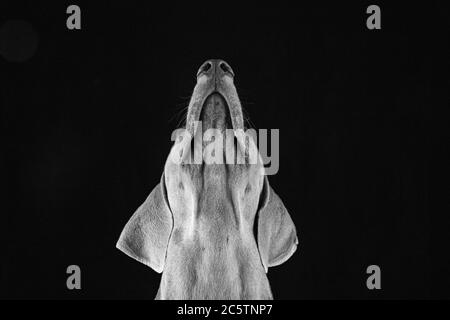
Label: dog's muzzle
xmin=186 ymin=59 xmax=244 ymax=136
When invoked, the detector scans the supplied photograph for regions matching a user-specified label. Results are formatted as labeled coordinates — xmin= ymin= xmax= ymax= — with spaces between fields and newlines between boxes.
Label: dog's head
xmin=117 ymin=60 xmax=298 ymax=277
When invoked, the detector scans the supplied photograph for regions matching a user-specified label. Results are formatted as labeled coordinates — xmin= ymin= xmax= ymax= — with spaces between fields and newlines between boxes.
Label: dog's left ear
xmin=116 ymin=173 xmax=173 ymax=273
xmin=256 ymin=176 xmax=298 ymax=273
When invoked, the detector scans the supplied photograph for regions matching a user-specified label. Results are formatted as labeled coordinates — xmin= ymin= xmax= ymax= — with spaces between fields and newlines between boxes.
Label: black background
xmin=1 ymin=2 xmax=449 ymax=299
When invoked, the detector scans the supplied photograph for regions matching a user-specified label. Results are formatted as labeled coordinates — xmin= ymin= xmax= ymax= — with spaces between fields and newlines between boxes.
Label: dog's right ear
xmin=256 ymin=176 xmax=298 ymax=273
xmin=116 ymin=173 xmax=173 ymax=273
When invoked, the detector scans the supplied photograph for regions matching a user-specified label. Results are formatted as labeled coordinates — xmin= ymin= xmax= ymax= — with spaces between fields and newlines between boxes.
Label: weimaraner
xmin=116 ymin=59 xmax=298 ymax=299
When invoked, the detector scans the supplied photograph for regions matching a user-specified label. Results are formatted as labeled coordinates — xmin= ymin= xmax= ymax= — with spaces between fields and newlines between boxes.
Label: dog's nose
xmin=217 ymin=60 xmax=235 ymax=77
xmin=197 ymin=59 xmax=235 ymax=79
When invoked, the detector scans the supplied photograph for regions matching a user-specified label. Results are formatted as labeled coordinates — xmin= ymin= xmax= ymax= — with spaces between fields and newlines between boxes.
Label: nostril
xmin=197 ymin=61 xmax=212 ymax=77
xmin=219 ymin=61 xmax=234 ymax=76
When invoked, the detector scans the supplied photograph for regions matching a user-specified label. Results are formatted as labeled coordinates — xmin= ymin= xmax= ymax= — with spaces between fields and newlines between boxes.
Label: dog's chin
xmin=200 ymin=92 xmax=233 ymax=131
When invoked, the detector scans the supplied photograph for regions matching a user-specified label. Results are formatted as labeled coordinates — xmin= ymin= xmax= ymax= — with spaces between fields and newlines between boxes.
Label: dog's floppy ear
xmin=116 ymin=173 xmax=173 ymax=273
xmin=256 ymin=176 xmax=298 ymax=273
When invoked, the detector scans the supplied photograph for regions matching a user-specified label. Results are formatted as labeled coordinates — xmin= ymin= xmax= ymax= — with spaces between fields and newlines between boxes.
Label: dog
xmin=116 ymin=59 xmax=298 ymax=299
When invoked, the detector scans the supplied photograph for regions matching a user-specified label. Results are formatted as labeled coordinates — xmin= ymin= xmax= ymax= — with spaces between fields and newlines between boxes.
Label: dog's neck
xmin=157 ymin=223 xmax=273 ymax=299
